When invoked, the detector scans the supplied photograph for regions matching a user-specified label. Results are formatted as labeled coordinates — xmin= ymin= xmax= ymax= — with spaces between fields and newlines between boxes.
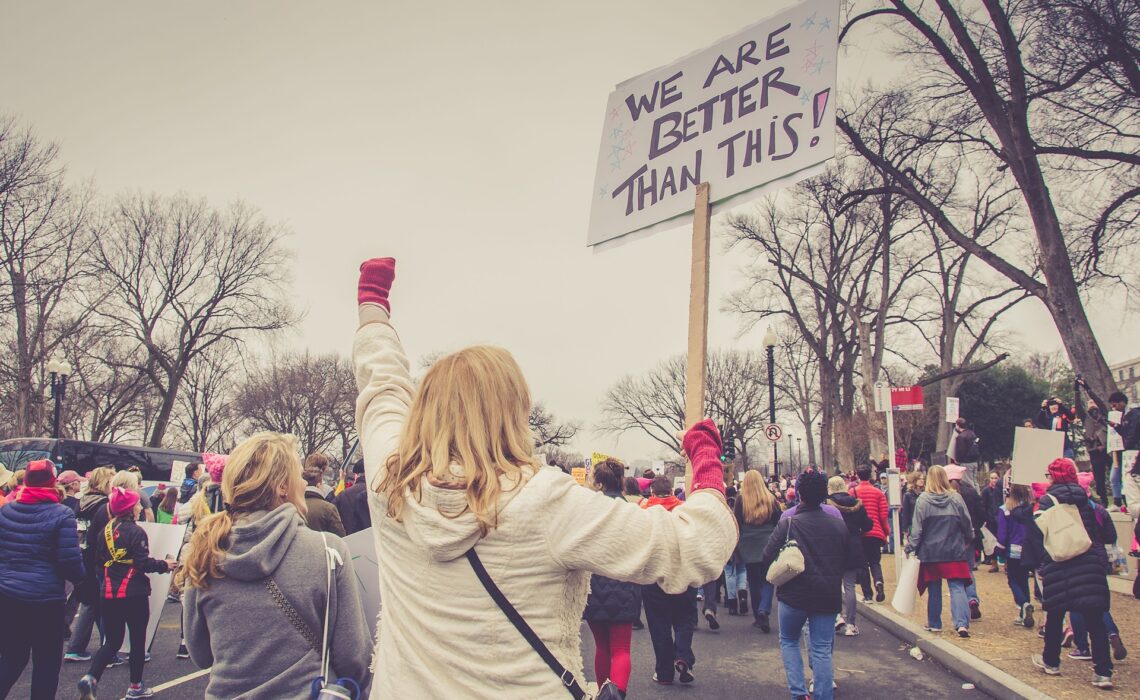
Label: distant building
xmin=1111 ymin=356 xmax=1140 ymax=403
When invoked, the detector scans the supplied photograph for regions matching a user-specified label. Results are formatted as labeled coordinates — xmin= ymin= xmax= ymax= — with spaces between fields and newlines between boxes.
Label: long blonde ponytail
xmin=179 ymin=432 xmax=305 ymax=589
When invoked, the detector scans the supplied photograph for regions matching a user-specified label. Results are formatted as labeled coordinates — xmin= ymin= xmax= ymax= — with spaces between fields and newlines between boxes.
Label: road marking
xmin=150 ymin=667 xmax=210 ymax=693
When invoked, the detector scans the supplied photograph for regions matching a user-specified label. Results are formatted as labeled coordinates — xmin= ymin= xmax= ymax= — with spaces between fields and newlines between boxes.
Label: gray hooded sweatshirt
xmin=183 ymin=503 xmax=371 ymax=699
xmin=908 ymin=491 xmax=973 ymax=564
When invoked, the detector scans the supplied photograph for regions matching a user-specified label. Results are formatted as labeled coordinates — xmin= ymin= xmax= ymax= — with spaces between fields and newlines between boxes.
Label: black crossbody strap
xmin=465 ymin=549 xmax=589 ymax=700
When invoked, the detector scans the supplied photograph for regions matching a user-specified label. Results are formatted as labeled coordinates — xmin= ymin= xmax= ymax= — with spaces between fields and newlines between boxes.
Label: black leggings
xmin=88 ymin=597 xmax=149 ymax=684
xmin=0 ymin=592 xmax=65 ymax=700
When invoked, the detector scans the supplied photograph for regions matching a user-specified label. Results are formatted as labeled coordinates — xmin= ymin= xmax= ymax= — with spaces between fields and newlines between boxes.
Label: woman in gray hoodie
xmin=179 ymin=433 xmax=372 ymax=699
xmin=906 ymin=465 xmax=974 ymax=638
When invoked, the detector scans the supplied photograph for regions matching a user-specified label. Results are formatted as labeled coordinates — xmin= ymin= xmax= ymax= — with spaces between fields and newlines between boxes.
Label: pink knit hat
xmin=1031 ymin=482 xmax=1049 ymax=501
xmin=109 ymin=486 xmax=140 ymax=517
xmin=944 ymin=464 xmax=967 ymax=481
xmin=1077 ymin=471 xmax=1094 ymax=494
xmin=202 ymin=453 xmax=228 ymax=483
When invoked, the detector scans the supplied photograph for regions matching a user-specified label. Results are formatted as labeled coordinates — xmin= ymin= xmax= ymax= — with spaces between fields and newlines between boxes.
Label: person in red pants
xmin=582 ymin=460 xmax=641 ymax=698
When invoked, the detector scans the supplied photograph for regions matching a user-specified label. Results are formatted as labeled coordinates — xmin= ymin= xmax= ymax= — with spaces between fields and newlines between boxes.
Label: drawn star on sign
xmin=818 ymin=17 xmax=832 ymax=32
xmin=609 ymin=107 xmax=620 ymax=121
xmin=813 ymin=58 xmax=828 ymax=75
xmin=800 ymin=12 xmax=816 ymax=29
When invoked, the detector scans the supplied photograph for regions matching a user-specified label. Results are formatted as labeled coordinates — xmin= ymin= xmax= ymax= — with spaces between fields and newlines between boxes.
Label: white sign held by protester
xmin=343 ymin=528 xmax=382 ymax=639
xmin=121 ymin=522 xmax=186 ymax=655
xmin=946 ymin=397 xmax=960 ymax=424
xmin=1010 ymin=427 xmax=1065 ymax=486
xmin=1108 ymin=410 xmax=1124 ymax=452
xmin=587 ymin=0 xmax=840 ymax=246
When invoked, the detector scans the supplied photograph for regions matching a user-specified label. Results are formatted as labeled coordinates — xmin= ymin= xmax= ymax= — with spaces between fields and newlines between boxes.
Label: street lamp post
xmin=797 ymin=437 xmax=802 ymax=472
xmin=763 ymin=326 xmax=778 ymax=478
xmin=47 ymin=357 xmax=72 ymax=439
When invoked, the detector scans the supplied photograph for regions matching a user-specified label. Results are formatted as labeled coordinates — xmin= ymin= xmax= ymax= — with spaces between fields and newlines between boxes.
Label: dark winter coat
xmin=996 ymin=503 xmax=1032 ymax=559
xmin=827 ymin=493 xmax=872 ymax=570
xmin=953 ymin=429 xmax=980 ymax=463
xmin=734 ymin=498 xmax=782 ymax=564
xmin=335 ymin=481 xmax=372 ymax=535
xmin=956 ymin=481 xmax=986 ymax=552
xmin=303 ymin=488 xmax=346 ymax=537
xmin=77 ymin=493 xmax=111 ymax=604
xmin=1036 ymin=482 xmax=1112 ymax=612
xmin=908 ymin=491 xmax=972 ymax=564
xmin=583 ymin=491 xmax=644 ymax=623
xmin=1118 ymin=407 xmax=1140 ymax=453
xmin=0 ymin=499 xmax=85 ymax=602
xmin=980 ymin=484 xmax=1001 ymax=535
xmin=759 ymin=502 xmax=849 ymax=614
xmin=899 ymin=489 xmax=920 ymax=539
xmin=95 ymin=517 xmax=170 ymax=599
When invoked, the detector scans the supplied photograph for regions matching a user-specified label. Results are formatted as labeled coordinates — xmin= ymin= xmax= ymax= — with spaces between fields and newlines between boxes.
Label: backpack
xmin=1034 ymin=493 xmax=1092 ymax=562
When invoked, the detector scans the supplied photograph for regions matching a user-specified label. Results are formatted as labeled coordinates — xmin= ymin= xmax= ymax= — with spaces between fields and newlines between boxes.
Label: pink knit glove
xmin=358 ymin=258 xmax=396 ymax=313
xmin=682 ymin=419 xmax=726 ymax=494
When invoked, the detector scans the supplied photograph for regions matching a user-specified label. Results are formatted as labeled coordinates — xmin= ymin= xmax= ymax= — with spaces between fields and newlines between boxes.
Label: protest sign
xmin=343 ymin=528 xmax=381 ymax=639
xmin=1108 ymin=410 xmax=1124 ymax=452
xmin=169 ymin=459 xmax=189 ymax=488
xmin=652 ymin=460 xmax=666 ymax=475
xmin=1010 ymin=427 xmax=1065 ymax=485
xmin=587 ymin=0 xmax=840 ymax=246
xmin=122 ymin=522 xmax=185 ymax=654
xmin=571 ymin=467 xmax=588 ymax=485
xmin=945 ymin=397 xmax=959 ymax=423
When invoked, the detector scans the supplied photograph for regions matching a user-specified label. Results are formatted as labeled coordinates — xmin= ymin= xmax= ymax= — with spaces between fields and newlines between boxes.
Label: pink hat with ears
xmin=109 ymin=486 xmax=140 ymax=517
xmin=1077 ymin=471 xmax=1094 ymax=494
xmin=1031 ymin=482 xmax=1049 ymax=501
xmin=944 ymin=464 xmax=967 ymax=481
xmin=202 ymin=453 xmax=228 ymax=484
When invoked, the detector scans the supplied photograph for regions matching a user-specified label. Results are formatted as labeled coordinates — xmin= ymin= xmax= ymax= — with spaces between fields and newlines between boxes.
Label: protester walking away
xmin=66 ymin=467 xmax=116 ymax=664
xmin=301 ymin=453 xmax=347 ymax=536
xmin=852 ymin=464 xmax=889 ymax=603
xmin=1036 ymin=397 xmax=1079 ymax=458
xmin=736 ymin=471 xmax=782 ymax=633
xmin=899 ymin=471 xmax=925 ymax=542
xmin=352 ymin=257 xmax=736 ymax=698
xmin=951 ymin=418 xmax=982 ymax=480
xmin=995 ymin=484 xmax=1036 ymax=628
xmin=828 ymin=476 xmax=873 ymax=637
xmin=77 ymin=486 xmax=175 ymax=700
xmin=759 ymin=470 xmax=848 ymax=700
xmin=946 ymin=464 xmax=985 ymax=620
xmin=907 ymin=466 xmax=974 ymax=638
xmin=0 ymin=460 xmax=85 ymax=700
xmin=1028 ymin=458 xmax=1116 ymax=689
xmin=1066 ymin=474 xmax=1128 ymax=664
xmin=582 ymin=460 xmax=641 ymax=699
xmin=178 ymin=433 xmax=371 ymax=699
xmin=59 ymin=470 xmax=83 ymax=515
xmin=335 ymin=459 xmax=372 ymax=535
xmin=156 ymin=487 xmax=178 ymax=524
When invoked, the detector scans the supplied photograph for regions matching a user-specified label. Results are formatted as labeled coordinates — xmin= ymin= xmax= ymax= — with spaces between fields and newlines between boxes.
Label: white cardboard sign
xmin=587 ymin=0 xmax=840 ymax=246
xmin=121 ymin=522 xmax=185 ymax=654
xmin=1108 ymin=410 xmax=1124 ymax=452
xmin=1010 ymin=427 xmax=1065 ymax=486
xmin=945 ymin=397 xmax=960 ymax=423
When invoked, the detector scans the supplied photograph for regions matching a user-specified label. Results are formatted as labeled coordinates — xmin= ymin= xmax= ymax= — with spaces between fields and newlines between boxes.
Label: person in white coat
xmin=353 ymin=257 xmax=738 ymax=699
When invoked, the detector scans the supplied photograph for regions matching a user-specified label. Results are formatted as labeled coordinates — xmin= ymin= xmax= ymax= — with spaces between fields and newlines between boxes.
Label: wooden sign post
xmin=684 ymin=183 xmax=712 ymax=489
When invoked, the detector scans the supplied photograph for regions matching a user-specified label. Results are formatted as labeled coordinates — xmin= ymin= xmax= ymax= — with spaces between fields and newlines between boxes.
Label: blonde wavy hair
xmin=739 ymin=471 xmax=778 ymax=525
xmin=85 ymin=467 xmax=115 ymax=496
xmin=179 ymin=433 xmax=306 ymax=589
xmin=376 ymin=345 xmax=539 ymax=535
xmin=925 ymin=466 xmax=951 ymax=494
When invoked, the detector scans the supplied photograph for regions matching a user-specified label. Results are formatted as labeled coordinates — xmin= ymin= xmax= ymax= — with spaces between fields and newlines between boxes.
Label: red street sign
xmin=890 ymin=385 xmax=924 ymax=411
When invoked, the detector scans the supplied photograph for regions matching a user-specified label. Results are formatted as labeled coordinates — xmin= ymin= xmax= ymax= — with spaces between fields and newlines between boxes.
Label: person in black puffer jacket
xmin=0 ymin=460 xmax=85 ymax=700
xmin=582 ymin=461 xmax=641 ymax=699
xmin=1030 ymin=458 xmax=1114 ymax=688
xmin=827 ymin=476 xmax=872 ymax=636
xmin=759 ymin=470 xmax=847 ymax=700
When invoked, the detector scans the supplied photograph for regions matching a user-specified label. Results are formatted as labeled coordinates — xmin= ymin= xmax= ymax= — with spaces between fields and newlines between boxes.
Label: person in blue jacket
xmin=0 ymin=459 xmax=84 ymax=699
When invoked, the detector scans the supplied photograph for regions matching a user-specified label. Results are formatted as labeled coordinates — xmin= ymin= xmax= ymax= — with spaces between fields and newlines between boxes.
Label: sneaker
xmin=77 ymin=674 xmax=97 ymax=700
xmin=844 ymin=624 xmax=860 ymax=637
xmin=64 ymin=651 xmax=92 ymax=662
xmin=862 ymin=596 xmax=874 ymax=604
xmin=695 ymin=592 xmax=704 ymax=602
xmin=923 ymin=625 xmax=942 ymax=633
xmin=808 ymin=680 xmax=839 ymax=693
xmin=835 ymin=615 xmax=846 ymax=631
xmin=166 ymin=592 xmax=180 ymax=603
xmin=958 ymin=627 xmax=970 ymax=638
xmin=1014 ymin=616 xmax=1024 ymax=627
xmin=1022 ymin=604 xmax=1035 ymax=629
xmin=1032 ymin=654 xmax=1061 ymax=675
xmin=704 ymin=609 xmax=720 ymax=631
xmin=176 ymin=643 xmax=190 ymax=659
xmin=875 ymin=581 xmax=886 ymax=603
xmin=651 ymin=673 xmax=674 ymax=685
xmin=125 ymin=684 xmax=154 ymax=698
xmin=109 ymin=655 xmax=126 ymax=668
xmin=1109 ymin=633 xmax=1128 ymax=661
xmin=1092 ymin=674 xmax=1115 ymax=690
xmin=1061 ymin=627 xmax=1074 ymax=648
xmin=674 ymin=660 xmax=694 ymax=684
xmin=755 ymin=611 xmax=770 ymax=633
xmin=969 ymin=599 xmax=981 ymax=620
xmin=1068 ymin=648 xmax=1093 ymax=661
xmin=1038 ymin=625 xmax=1046 ymax=639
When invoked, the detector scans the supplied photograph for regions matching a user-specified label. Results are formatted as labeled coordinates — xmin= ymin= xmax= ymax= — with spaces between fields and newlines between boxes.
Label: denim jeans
xmin=1044 ymin=608 xmax=1112 ymax=677
xmin=1110 ymin=453 xmax=1124 ymax=503
xmin=778 ymin=602 xmax=836 ymax=700
xmin=724 ymin=560 xmax=747 ymax=601
xmin=66 ymin=601 xmax=105 ymax=654
xmin=1072 ymin=610 xmax=1120 ymax=653
xmin=1005 ymin=558 xmax=1031 ymax=608
xmin=744 ymin=561 xmax=775 ymax=617
xmin=965 ymin=549 xmax=979 ymax=604
xmin=642 ymin=584 xmax=696 ymax=682
xmin=926 ymin=578 xmax=969 ymax=631
xmin=841 ymin=569 xmax=857 ymax=625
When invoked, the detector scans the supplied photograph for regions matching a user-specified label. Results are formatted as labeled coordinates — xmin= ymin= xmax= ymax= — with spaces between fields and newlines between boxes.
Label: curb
xmin=858 ymin=601 xmax=1055 ymax=700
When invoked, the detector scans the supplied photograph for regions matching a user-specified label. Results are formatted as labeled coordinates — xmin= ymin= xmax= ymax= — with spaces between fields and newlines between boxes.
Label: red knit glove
xmin=358 ymin=258 xmax=396 ymax=313
xmin=682 ymin=418 xmax=726 ymax=494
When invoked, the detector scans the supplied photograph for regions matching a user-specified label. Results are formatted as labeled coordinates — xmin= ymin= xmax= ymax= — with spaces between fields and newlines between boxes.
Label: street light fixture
xmin=763 ymin=326 xmax=778 ymax=478
xmin=47 ymin=356 xmax=72 ymax=439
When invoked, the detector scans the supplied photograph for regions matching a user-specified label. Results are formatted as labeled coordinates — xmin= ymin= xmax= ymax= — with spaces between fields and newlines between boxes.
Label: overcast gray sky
xmin=3 ymin=0 xmax=1135 ymax=461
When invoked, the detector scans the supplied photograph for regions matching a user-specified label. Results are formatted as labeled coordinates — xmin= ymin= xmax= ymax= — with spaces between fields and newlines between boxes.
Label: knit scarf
xmin=17 ymin=486 xmax=62 ymax=504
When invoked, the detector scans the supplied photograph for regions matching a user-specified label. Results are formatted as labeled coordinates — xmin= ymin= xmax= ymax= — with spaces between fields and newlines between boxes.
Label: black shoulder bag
xmin=466 ymin=548 xmax=592 ymax=700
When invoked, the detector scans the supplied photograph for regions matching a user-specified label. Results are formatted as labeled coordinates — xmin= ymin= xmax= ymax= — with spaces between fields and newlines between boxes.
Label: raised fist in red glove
xmin=681 ymin=418 xmax=726 ymax=495
xmin=358 ymin=258 xmax=396 ymax=313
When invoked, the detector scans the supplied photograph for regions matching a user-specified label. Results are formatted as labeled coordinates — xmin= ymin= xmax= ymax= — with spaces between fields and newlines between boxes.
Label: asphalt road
xmin=19 ymin=598 xmax=986 ymax=699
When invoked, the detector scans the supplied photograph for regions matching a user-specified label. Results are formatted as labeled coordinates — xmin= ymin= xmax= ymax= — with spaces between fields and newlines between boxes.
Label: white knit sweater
xmin=353 ymin=311 xmax=737 ymax=699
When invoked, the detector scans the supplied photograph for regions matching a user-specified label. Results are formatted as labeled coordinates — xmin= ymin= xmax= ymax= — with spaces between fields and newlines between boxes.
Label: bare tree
xmin=0 ymin=117 xmax=97 ymax=437
xmin=58 ymin=329 xmax=150 ymax=443
xmin=772 ymin=328 xmax=822 ymax=468
xmin=529 ymin=403 xmax=580 ymax=449
xmin=170 ymin=344 xmax=243 ymax=453
xmin=93 ymin=193 xmax=298 ymax=446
